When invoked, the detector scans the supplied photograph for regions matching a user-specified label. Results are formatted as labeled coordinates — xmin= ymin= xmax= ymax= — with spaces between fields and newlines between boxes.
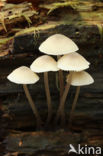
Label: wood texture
xmin=0 ymin=0 xmax=103 ymax=155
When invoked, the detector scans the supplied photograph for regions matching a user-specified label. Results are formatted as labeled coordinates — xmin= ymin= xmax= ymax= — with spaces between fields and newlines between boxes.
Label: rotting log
xmin=5 ymin=115 xmax=103 ymax=155
xmin=0 ymin=2 xmax=38 ymax=33
xmin=1 ymin=71 xmax=103 ymax=129
xmin=0 ymin=1 xmax=103 ymax=155
xmin=0 ymin=0 xmax=103 ymax=57
xmin=0 ymin=0 xmax=103 ymax=129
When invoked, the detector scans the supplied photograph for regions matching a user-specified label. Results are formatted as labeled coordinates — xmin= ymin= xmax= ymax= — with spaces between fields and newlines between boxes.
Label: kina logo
xmin=68 ymin=144 xmax=102 ymax=155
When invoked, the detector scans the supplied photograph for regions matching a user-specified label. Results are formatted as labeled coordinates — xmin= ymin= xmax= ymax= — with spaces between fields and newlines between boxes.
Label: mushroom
xmin=7 ymin=66 xmax=42 ymax=128
xmin=39 ymin=34 xmax=79 ymax=99
xmin=56 ymin=52 xmax=90 ymax=125
xmin=30 ymin=55 xmax=59 ymax=124
xmin=66 ymin=71 xmax=94 ymax=126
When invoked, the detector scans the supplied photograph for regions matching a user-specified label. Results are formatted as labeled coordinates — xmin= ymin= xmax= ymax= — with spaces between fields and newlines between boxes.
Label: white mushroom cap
xmin=30 ymin=55 xmax=59 ymax=73
xmin=7 ymin=66 xmax=39 ymax=84
xmin=66 ymin=71 xmax=94 ymax=86
xmin=39 ymin=34 xmax=79 ymax=55
xmin=57 ymin=52 xmax=90 ymax=71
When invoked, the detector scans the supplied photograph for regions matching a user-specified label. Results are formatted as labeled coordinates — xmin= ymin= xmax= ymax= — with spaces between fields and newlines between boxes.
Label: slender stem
xmin=57 ymin=56 xmax=64 ymax=99
xmin=69 ymin=86 xmax=80 ymax=126
xmin=59 ymin=70 xmax=64 ymax=97
xmin=55 ymin=72 xmax=72 ymax=125
xmin=44 ymin=72 xmax=52 ymax=124
xmin=23 ymin=84 xmax=42 ymax=128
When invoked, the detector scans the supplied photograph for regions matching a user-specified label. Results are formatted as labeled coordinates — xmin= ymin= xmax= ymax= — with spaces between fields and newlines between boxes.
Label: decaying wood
xmin=0 ymin=1 xmax=103 ymax=155
xmin=0 ymin=2 xmax=38 ymax=32
xmin=5 ymin=114 xmax=103 ymax=155
xmin=0 ymin=71 xmax=102 ymax=129
xmin=0 ymin=2 xmax=38 ymax=57
xmin=0 ymin=0 xmax=103 ymax=57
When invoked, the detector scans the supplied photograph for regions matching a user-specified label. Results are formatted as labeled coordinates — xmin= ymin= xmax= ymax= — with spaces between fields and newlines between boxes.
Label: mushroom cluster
xmin=7 ymin=33 xmax=94 ymax=129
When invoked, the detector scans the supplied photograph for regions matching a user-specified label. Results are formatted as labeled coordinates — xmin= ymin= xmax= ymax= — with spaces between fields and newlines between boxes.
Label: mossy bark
xmin=0 ymin=1 xmax=103 ymax=155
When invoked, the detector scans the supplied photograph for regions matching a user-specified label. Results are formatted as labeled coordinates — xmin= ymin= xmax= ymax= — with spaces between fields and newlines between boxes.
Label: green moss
xmin=47 ymin=1 xmax=79 ymax=14
xmin=40 ymin=1 xmax=79 ymax=15
xmin=0 ymin=37 xmax=13 ymax=48
xmin=0 ymin=12 xmax=7 ymax=32
xmin=97 ymin=24 xmax=103 ymax=40
xmin=14 ymin=0 xmax=103 ymax=42
xmin=15 ymin=22 xmax=58 ymax=36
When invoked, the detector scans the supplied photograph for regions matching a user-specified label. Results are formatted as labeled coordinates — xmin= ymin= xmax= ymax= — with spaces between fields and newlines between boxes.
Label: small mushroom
xmin=30 ymin=55 xmax=59 ymax=124
xmin=39 ymin=34 xmax=79 ymax=99
xmin=7 ymin=66 xmax=42 ymax=128
xmin=66 ymin=71 xmax=94 ymax=126
xmin=56 ymin=52 xmax=90 ymax=125
xmin=39 ymin=34 xmax=79 ymax=55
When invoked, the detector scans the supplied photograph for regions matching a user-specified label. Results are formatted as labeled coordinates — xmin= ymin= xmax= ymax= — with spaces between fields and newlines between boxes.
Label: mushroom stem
xmin=23 ymin=84 xmax=42 ymax=128
xmin=57 ymin=56 xmax=64 ymax=99
xmin=55 ymin=72 xmax=72 ymax=125
xmin=44 ymin=72 xmax=52 ymax=124
xmin=69 ymin=86 xmax=80 ymax=126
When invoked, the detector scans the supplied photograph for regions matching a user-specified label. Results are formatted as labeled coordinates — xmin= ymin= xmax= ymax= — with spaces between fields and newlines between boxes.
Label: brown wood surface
xmin=0 ymin=0 xmax=103 ymax=156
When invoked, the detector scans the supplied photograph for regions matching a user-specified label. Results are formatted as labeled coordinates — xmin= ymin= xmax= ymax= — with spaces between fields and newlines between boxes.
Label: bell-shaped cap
xmin=39 ymin=34 xmax=79 ymax=55
xmin=7 ymin=66 xmax=39 ymax=84
xmin=30 ymin=55 xmax=59 ymax=73
xmin=57 ymin=52 xmax=90 ymax=71
xmin=66 ymin=71 xmax=94 ymax=86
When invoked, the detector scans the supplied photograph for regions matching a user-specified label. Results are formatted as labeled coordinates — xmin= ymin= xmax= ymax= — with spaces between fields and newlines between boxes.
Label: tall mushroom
xmin=39 ymin=34 xmax=79 ymax=99
xmin=30 ymin=55 xmax=59 ymax=124
xmin=7 ymin=66 xmax=42 ymax=129
xmin=66 ymin=71 xmax=94 ymax=126
xmin=56 ymin=52 xmax=90 ymax=125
